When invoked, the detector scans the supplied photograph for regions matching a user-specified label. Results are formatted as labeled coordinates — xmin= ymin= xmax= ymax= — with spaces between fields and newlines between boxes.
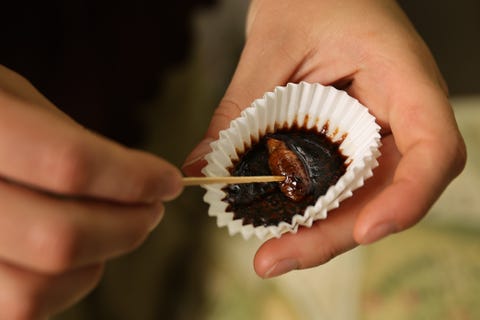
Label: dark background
xmin=400 ymin=0 xmax=480 ymax=95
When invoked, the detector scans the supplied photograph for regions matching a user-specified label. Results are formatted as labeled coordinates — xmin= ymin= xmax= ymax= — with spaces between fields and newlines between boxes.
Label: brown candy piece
xmin=266 ymin=138 xmax=311 ymax=201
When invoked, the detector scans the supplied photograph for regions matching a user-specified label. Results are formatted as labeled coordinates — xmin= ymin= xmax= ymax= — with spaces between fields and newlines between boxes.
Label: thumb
xmin=182 ymin=33 xmax=301 ymax=176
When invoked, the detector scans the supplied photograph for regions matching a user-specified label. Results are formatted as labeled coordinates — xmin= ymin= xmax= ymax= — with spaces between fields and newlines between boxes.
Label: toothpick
xmin=182 ymin=175 xmax=285 ymax=186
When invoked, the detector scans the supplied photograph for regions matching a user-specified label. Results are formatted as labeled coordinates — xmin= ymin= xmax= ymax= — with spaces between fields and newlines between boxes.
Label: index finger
xmin=0 ymin=93 xmax=183 ymax=203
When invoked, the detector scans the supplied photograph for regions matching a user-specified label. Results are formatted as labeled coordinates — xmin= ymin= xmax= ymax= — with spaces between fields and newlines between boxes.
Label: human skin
xmin=183 ymin=0 xmax=467 ymax=278
xmin=0 ymin=65 xmax=183 ymax=319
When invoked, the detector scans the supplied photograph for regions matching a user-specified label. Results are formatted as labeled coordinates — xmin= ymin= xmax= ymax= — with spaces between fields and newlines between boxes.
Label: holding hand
xmin=0 ymin=65 xmax=183 ymax=319
xmin=184 ymin=0 xmax=466 ymax=278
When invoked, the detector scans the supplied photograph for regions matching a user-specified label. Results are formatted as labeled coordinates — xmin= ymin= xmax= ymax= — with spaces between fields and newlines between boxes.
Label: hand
xmin=0 ymin=65 xmax=183 ymax=319
xmin=183 ymin=0 xmax=466 ymax=278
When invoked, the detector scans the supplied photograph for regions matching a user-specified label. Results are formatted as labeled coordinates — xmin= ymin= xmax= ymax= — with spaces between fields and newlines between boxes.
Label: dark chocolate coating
xmin=222 ymin=127 xmax=348 ymax=227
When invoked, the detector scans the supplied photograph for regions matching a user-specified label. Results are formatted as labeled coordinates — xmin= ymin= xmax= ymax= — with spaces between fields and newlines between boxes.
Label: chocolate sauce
xmin=222 ymin=127 xmax=348 ymax=227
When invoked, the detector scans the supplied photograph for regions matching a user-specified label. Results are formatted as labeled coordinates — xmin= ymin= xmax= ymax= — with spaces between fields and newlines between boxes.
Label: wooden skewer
xmin=182 ymin=175 xmax=285 ymax=186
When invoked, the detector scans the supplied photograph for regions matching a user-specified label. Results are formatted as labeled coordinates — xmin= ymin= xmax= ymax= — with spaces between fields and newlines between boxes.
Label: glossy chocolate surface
xmin=222 ymin=127 xmax=348 ymax=227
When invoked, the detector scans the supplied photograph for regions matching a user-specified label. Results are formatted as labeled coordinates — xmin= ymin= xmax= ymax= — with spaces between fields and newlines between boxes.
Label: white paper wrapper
xmin=201 ymin=82 xmax=381 ymax=240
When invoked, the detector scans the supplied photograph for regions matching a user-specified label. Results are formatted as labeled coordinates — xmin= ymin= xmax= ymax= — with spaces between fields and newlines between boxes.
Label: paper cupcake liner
xmin=201 ymin=82 xmax=381 ymax=240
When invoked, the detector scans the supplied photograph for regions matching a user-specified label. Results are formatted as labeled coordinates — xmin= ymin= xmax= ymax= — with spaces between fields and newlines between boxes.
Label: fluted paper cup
xmin=201 ymin=82 xmax=381 ymax=240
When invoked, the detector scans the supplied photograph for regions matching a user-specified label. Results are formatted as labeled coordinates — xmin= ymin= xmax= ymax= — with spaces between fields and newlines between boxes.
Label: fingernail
xmin=263 ymin=259 xmax=299 ymax=278
xmin=149 ymin=203 xmax=165 ymax=231
xmin=160 ymin=169 xmax=184 ymax=201
xmin=361 ymin=222 xmax=396 ymax=244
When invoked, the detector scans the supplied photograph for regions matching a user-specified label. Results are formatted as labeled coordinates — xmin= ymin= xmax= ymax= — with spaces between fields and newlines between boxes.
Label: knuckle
xmin=43 ymin=140 xmax=91 ymax=194
xmin=316 ymin=243 xmax=341 ymax=266
xmin=453 ymin=135 xmax=467 ymax=176
xmin=11 ymin=302 xmax=40 ymax=320
xmin=440 ymin=132 xmax=467 ymax=181
xmin=307 ymin=223 xmax=356 ymax=267
xmin=1 ymin=291 xmax=41 ymax=320
xmin=5 ymin=304 xmax=36 ymax=320
xmin=30 ymin=219 xmax=80 ymax=272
